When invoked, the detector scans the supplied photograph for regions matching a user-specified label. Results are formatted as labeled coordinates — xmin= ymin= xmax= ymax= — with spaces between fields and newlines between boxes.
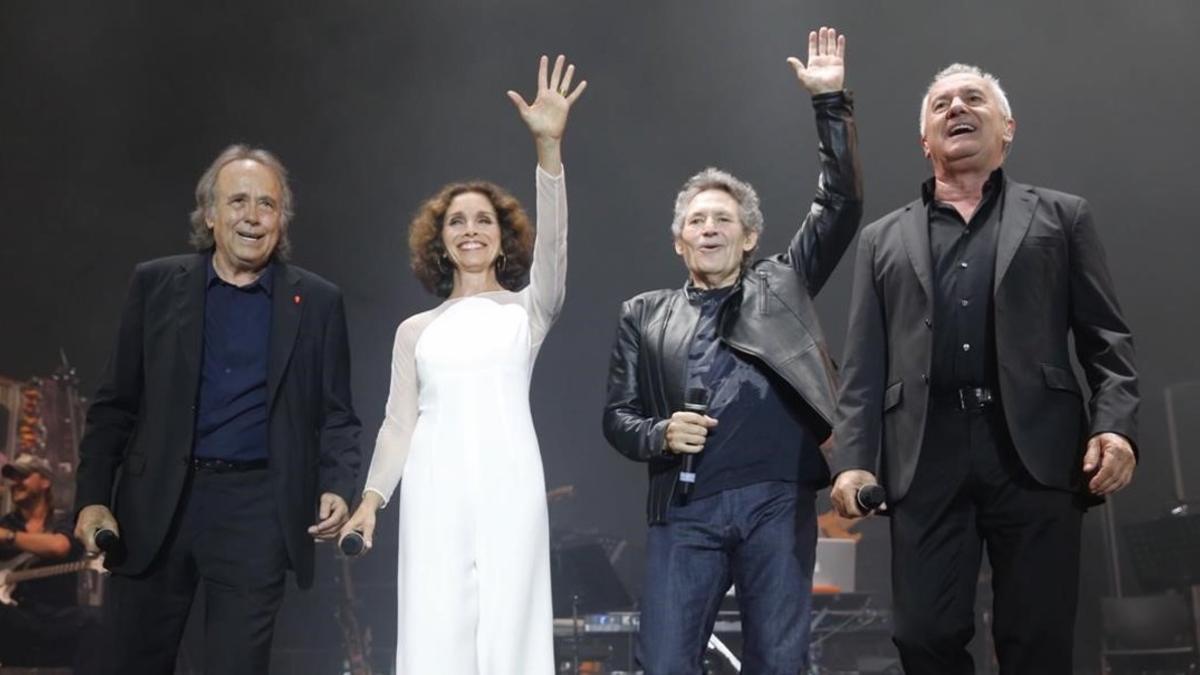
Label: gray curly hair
xmin=188 ymin=144 xmax=295 ymax=260
xmin=671 ymin=167 xmax=763 ymax=265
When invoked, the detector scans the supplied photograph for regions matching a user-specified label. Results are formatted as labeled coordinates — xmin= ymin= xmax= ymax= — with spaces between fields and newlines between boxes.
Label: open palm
xmin=508 ymin=54 xmax=587 ymax=141
xmin=787 ymin=27 xmax=846 ymax=95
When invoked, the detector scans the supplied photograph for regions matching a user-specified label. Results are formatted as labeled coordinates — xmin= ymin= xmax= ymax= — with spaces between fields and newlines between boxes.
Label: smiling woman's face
xmin=207 ymin=159 xmax=283 ymax=275
xmin=441 ymin=191 xmax=501 ymax=275
xmin=674 ymin=188 xmax=757 ymax=289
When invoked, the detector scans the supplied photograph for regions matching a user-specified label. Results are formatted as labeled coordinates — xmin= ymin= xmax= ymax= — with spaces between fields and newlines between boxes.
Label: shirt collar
xmin=921 ymin=167 xmax=1006 ymax=207
xmin=206 ymin=253 xmax=274 ymax=296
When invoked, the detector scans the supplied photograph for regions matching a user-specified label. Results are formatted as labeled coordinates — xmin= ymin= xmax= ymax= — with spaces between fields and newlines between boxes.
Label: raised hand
xmin=507 ymin=55 xmax=587 ymax=174
xmin=787 ymin=26 xmax=846 ymax=96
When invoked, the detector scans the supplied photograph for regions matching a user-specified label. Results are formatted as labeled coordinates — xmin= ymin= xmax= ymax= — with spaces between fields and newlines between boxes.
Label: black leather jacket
xmin=602 ymin=91 xmax=862 ymax=524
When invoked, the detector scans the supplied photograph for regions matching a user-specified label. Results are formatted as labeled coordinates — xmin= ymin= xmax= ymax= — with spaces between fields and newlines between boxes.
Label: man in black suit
xmin=830 ymin=64 xmax=1138 ymax=674
xmin=74 ymin=145 xmax=361 ymax=674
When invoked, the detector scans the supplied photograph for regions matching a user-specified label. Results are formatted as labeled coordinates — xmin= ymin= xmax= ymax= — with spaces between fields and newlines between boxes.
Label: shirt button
xmin=960 ymin=299 xmax=970 ymax=307
xmin=962 ymin=343 xmax=972 ymax=352
xmin=224 ymin=368 xmax=232 ymax=374
xmin=924 ymin=318 xmax=933 ymax=328
xmin=959 ymin=261 xmax=969 ymax=269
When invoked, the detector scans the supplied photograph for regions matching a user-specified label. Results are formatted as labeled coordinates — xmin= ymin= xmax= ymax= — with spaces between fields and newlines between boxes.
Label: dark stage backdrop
xmin=3 ymin=1 xmax=1197 ymax=671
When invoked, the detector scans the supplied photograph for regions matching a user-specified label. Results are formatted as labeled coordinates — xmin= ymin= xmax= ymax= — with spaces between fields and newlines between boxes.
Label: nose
xmin=948 ymin=96 xmax=968 ymax=115
xmin=245 ymin=201 xmax=261 ymax=224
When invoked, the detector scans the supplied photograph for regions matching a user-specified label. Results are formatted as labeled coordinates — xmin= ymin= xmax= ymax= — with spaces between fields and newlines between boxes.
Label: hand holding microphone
xmin=338 ymin=493 xmax=380 ymax=557
xmin=831 ymin=469 xmax=886 ymax=518
xmin=666 ymin=388 xmax=717 ymax=499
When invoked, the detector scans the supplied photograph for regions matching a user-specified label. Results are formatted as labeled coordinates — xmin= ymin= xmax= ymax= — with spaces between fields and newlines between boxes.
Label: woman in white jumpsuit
xmin=342 ymin=55 xmax=586 ymax=674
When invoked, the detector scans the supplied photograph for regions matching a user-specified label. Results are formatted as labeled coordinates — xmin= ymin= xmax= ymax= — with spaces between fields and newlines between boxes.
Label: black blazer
xmin=832 ymin=180 xmax=1138 ymax=501
xmin=75 ymin=253 xmax=361 ymax=587
xmin=603 ymin=92 xmax=862 ymax=523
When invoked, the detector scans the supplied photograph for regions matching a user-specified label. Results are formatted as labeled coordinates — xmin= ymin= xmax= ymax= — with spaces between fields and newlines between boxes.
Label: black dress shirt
xmin=193 ymin=258 xmax=272 ymax=461
xmin=923 ymin=170 xmax=1005 ymax=393
xmin=682 ymin=285 xmax=826 ymax=500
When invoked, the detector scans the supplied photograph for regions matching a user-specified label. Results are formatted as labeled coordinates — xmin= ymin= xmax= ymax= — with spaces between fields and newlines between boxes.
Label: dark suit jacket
xmin=604 ymin=92 xmax=862 ymax=523
xmin=832 ymin=180 xmax=1138 ymax=501
xmin=75 ymin=253 xmax=361 ymax=588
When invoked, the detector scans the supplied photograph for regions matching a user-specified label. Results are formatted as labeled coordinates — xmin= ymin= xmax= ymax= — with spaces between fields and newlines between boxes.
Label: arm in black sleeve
xmin=75 ymin=266 xmax=146 ymax=512
xmin=602 ymin=300 xmax=670 ymax=463
xmin=784 ymin=90 xmax=864 ymax=296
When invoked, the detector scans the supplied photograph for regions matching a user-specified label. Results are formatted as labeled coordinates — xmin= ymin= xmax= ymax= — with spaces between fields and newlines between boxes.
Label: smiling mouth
xmin=458 ymin=241 xmax=486 ymax=251
xmin=236 ymin=231 xmax=264 ymax=242
xmin=948 ymin=122 xmax=977 ymax=137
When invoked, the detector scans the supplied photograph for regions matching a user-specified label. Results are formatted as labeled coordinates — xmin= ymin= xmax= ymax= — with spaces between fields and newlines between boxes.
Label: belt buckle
xmin=957 ymin=386 xmax=993 ymax=411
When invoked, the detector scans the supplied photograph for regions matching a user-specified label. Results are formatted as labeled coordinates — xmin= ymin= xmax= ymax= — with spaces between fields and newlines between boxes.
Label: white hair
xmin=919 ymin=63 xmax=1013 ymax=136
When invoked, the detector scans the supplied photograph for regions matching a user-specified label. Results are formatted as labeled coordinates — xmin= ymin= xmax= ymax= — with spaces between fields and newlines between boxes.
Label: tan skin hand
xmin=340 ymin=491 xmax=382 ymax=554
xmin=664 ymin=411 xmax=719 ymax=455
xmin=830 ymin=469 xmax=879 ymax=519
xmin=1083 ymin=432 xmax=1136 ymax=496
xmin=786 ymin=26 xmax=846 ymax=96
xmin=74 ymin=504 xmax=119 ymax=555
xmin=308 ymin=492 xmax=350 ymax=541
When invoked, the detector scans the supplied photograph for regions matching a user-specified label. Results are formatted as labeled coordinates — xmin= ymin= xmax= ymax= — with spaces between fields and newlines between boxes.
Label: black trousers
xmin=99 ymin=466 xmax=288 ymax=675
xmin=890 ymin=403 xmax=1084 ymax=675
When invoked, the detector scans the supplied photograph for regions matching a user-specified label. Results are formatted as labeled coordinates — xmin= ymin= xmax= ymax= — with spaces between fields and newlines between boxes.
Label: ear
xmin=921 ymin=134 xmax=931 ymax=160
xmin=674 ymin=237 xmax=684 ymax=257
xmin=742 ymin=228 xmax=759 ymax=252
xmin=1002 ymin=117 xmax=1015 ymax=146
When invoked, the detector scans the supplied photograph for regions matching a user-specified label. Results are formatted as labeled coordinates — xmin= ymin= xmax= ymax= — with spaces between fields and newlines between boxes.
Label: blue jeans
xmin=637 ymin=481 xmax=817 ymax=675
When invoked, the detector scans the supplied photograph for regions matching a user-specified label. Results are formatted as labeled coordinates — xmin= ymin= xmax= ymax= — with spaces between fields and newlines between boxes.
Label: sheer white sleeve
xmin=522 ymin=166 xmax=568 ymax=353
xmin=362 ymin=316 xmax=423 ymax=508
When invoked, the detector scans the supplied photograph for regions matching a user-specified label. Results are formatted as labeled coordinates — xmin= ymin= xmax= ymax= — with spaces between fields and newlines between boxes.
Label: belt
xmin=191 ymin=457 xmax=269 ymax=472
xmin=933 ymin=386 xmax=997 ymax=411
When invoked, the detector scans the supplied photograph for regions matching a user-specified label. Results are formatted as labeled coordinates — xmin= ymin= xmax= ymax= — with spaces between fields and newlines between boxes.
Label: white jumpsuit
xmin=363 ymin=167 xmax=566 ymax=675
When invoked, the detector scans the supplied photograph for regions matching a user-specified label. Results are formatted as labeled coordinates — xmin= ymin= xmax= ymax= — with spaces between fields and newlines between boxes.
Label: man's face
xmin=921 ymin=73 xmax=1014 ymax=171
xmin=674 ymin=189 xmax=758 ymax=289
xmin=207 ymin=159 xmax=284 ymax=275
xmin=7 ymin=472 xmax=49 ymax=507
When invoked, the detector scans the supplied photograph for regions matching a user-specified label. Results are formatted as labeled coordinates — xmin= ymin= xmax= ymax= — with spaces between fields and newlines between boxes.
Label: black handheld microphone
xmin=94 ymin=528 xmax=119 ymax=553
xmin=855 ymin=484 xmax=887 ymax=514
xmin=678 ymin=387 xmax=711 ymax=499
xmin=339 ymin=530 xmax=366 ymax=557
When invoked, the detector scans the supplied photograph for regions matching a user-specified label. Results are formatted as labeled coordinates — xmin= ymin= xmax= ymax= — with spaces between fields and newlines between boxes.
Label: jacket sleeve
xmin=830 ymin=228 xmax=887 ymax=477
xmin=317 ymin=291 xmax=363 ymax=504
xmin=75 ymin=265 xmax=146 ymax=513
xmin=1067 ymin=198 xmax=1139 ymax=450
xmin=602 ymin=299 xmax=670 ymax=463
xmin=783 ymin=90 xmax=864 ymax=296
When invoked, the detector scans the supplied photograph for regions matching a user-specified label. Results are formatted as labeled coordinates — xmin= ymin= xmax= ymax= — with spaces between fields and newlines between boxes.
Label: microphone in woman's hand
xmin=339 ymin=530 xmax=366 ymax=557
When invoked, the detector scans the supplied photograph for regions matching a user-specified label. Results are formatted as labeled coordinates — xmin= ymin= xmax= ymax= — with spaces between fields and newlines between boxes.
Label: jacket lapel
xmin=267 ymin=262 xmax=303 ymax=409
xmin=899 ymin=201 xmax=934 ymax=300
xmin=174 ymin=255 xmax=207 ymax=396
xmin=993 ymin=181 xmax=1038 ymax=293
xmin=658 ymin=290 xmax=696 ymax=413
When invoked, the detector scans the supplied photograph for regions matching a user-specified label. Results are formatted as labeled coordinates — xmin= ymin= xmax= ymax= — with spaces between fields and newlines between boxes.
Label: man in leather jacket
xmin=601 ymin=27 xmax=861 ymax=674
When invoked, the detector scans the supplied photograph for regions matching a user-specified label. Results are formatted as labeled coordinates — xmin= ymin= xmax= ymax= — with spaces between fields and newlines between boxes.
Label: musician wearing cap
xmin=0 ymin=453 xmax=96 ymax=669
xmin=601 ymin=28 xmax=861 ymax=673
xmin=830 ymin=63 xmax=1139 ymax=673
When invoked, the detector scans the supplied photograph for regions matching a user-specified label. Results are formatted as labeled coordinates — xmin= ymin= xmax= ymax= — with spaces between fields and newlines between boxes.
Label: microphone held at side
xmin=855 ymin=484 xmax=887 ymax=514
xmin=678 ymin=387 xmax=711 ymax=499
xmin=340 ymin=530 xmax=366 ymax=557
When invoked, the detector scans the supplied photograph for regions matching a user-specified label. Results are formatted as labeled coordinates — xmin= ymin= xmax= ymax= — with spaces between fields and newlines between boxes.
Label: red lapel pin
xmin=293 ymin=294 xmax=301 ymax=305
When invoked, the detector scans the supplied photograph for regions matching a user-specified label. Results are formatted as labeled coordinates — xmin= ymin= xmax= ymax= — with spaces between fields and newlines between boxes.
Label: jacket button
xmin=924 ymin=318 xmax=932 ymax=328
xmin=921 ymin=374 xmax=930 ymax=384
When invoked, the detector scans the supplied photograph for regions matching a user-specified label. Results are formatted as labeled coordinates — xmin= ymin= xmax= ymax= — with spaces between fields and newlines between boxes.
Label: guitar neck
xmin=7 ymin=559 xmax=93 ymax=584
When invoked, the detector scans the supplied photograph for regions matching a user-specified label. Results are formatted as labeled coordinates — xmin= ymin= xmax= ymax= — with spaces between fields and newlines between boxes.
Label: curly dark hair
xmin=409 ymin=181 xmax=535 ymax=298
